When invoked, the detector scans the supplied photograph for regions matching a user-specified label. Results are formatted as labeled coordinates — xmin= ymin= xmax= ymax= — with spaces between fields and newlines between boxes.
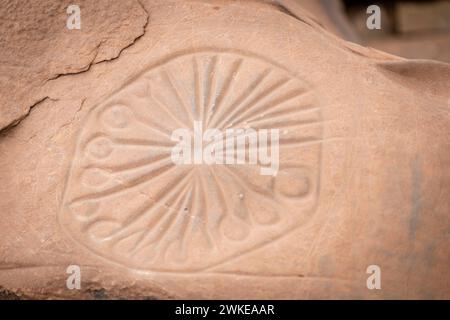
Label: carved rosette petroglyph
xmin=60 ymin=50 xmax=323 ymax=272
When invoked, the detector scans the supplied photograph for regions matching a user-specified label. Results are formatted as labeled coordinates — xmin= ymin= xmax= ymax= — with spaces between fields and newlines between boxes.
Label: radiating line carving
xmin=60 ymin=50 xmax=323 ymax=272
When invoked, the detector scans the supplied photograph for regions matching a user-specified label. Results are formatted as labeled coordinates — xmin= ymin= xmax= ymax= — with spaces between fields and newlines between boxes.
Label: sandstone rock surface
xmin=0 ymin=0 xmax=449 ymax=299
xmin=0 ymin=0 xmax=148 ymax=131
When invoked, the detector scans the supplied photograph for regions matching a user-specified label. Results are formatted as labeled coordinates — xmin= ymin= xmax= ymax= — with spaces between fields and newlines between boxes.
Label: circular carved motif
xmin=60 ymin=50 xmax=323 ymax=272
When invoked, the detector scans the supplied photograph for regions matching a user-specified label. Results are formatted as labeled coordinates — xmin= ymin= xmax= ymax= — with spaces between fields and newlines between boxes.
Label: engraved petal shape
xmin=60 ymin=50 xmax=322 ymax=272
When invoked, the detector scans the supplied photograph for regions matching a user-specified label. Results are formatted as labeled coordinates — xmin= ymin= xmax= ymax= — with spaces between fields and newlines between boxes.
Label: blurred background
xmin=296 ymin=0 xmax=450 ymax=63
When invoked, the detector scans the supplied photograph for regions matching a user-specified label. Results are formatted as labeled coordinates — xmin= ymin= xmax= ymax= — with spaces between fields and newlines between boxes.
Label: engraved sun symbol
xmin=61 ymin=51 xmax=323 ymax=271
